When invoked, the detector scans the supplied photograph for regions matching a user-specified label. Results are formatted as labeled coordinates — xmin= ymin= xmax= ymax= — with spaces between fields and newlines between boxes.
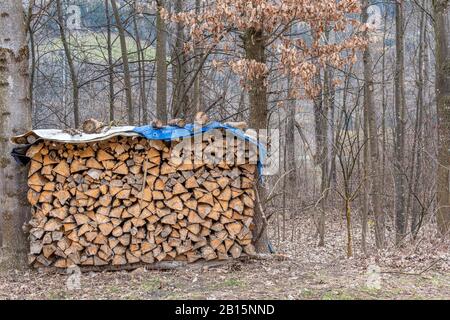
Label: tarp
xmin=11 ymin=122 xmax=266 ymax=175
xmin=11 ymin=126 xmax=137 ymax=144
xmin=133 ymin=122 xmax=266 ymax=176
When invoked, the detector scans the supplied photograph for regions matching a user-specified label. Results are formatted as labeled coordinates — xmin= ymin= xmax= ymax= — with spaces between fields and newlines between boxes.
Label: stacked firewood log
xmin=25 ymin=130 xmax=258 ymax=268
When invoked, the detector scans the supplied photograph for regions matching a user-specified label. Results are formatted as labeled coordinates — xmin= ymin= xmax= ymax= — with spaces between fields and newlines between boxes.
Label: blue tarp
xmin=133 ymin=121 xmax=266 ymax=176
xmin=135 ymin=122 xmax=272 ymax=252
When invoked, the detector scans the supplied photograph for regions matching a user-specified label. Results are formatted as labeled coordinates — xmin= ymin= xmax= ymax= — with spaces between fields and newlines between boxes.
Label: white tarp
xmin=11 ymin=126 xmax=138 ymax=144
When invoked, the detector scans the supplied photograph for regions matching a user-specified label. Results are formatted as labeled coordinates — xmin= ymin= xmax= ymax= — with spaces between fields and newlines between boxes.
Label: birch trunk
xmin=0 ymin=0 xmax=32 ymax=268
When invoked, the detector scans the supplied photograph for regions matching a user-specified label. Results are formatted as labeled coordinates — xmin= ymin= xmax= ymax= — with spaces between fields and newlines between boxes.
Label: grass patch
xmin=107 ymin=285 xmax=121 ymax=294
xmin=206 ymin=277 xmax=246 ymax=291
xmin=140 ymin=277 xmax=161 ymax=292
xmin=222 ymin=278 xmax=245 ymax=288
xmin=360 ymin=286 xmax=382 ymax=296
xmin=300 ymin=288 xmax=316 ymax=299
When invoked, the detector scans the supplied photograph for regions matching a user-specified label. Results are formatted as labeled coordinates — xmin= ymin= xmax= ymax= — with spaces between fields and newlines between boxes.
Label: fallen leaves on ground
xmin=0 ymin=213 xmax=448 ymax=300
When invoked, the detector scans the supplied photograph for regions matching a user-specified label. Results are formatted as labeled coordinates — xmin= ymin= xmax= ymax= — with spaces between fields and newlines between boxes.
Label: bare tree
xmin=334 ymin=103 xmax=366 ymax=257
xmin=434 ymin=0 xmax=450 ymax=236
xmin=56 ymin=0 xmax=79 ymax=128
xmin=110 ymin=0 xmax=134 ymax=125
xmin=394 ymin=0 xmax=407 ymax=243
xmin=285 ymin=75 xmax=297 ymax=220
xmin=409 ymin=3 xmax=427 ymax=237
xmin=132 ymin=0 xmax=148 ymax=125
xmin=105 ymin=0 xmax=115 ymax=122
xmin=361 ymin=0 xmax=385 ymax=249
xmin=156 ymin=0 xmax=167 ymax=123
xmin=313 ymin=73 xmax=328 ymax=247
xmin=171 ymin=0 xmax=189 ymax=119
xmin=192 ymin=0 xmax=202 ymax=114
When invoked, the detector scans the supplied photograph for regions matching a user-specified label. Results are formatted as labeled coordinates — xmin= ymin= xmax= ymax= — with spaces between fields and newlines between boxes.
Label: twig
xmin=380 ymin=258 xmax=444 ymax=276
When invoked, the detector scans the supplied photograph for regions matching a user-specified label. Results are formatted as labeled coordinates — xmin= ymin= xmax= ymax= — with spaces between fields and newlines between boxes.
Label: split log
xmin=151 ymin=119 xmax=164 ymax=129
xmin=194 ymin=112 xmax=209 ymax=126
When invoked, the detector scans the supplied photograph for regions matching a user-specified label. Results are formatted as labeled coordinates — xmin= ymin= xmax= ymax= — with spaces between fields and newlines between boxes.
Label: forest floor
xmin=0 ymin=213 xmax=449 ymax=300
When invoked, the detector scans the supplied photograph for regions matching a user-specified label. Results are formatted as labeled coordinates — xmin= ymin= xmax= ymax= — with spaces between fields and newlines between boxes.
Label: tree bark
xmin=314 ymin=72 xmax=328 ymax=247
xmin=110 ymin=0 xmax=134 ymax=125
xmin=192 ymin=0 xmax=202 ymax=116
xmin=171 ymin=0 xmax=188 ymax=119
xmin=105 ymin=0 xmax=115 ymax=122
xmin=56 ymin=0 xmax=79 ymax=128
xmin=0 ymin=0 xmax=32 ymax=268
xmin=244 ymin=28 xmax=269 ymax=253
xmin=434 ymin=0 xmax=450 ymax=236
xmin=286 ymin=74 xmax=297 ymax=219
xmin=156 ymin=1 xmax=167 ymax=123
xmin=410 ymin=5 xmax=426 ymax=237
xmin=362 ymin=98 xmax=369 ymax=254
xmin=132 ymin=1 xmax=147 ymax=125
xmin=381 ymin=9 xmax=388 ymax=189
xmin=28 ymin=9 xmax=35 ymax=120
xmin=362 ymin=0 xmax=385 ymax=248
xmin=394 ymin=0 xmax=407 ymax=243
xmin=345 ymin=197 xmax=353 ymax=257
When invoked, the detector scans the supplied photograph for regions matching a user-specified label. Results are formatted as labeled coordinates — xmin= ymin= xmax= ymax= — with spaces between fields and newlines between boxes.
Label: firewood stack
xmin=25 ymin=130 xmax=258 ymax=269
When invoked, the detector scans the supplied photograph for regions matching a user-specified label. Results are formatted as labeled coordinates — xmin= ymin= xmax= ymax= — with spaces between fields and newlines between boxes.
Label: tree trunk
xmin=394 ymin=0 xmax=407 ymax=243
xmin=381 ymin=8 xmax=388 ymax=190
xmin=362 ymin=88 xmax=369 ymax=255
xmin=110 ymin=0 xmax=134 ymax=125
xmin=192 ymin=0 xmax=202 ymax=115
xmin=56 ymin=0 xmax=79 ymax=128
xmin=28 ymin=11 xmax=35 ymax=121
xmin=410 ymin=5 xmax=426 ymax=237
xmin=286 ymin=75 xmax=297 ymax=219
xmin=156 ymin=1 xmax=167 ymax=123
xmin=281 ymin=112 xmax=287 ymax=242
xmin=0 ymin=0 xmax=32 ymax=268
xmin=132 ymin=1 xmax=147 ymax=125
xmin=434 ymin=0 xmax=450 ymax=236
xmin=345 ymin=197 xmax=353 ymax=258
xmin=244 ymin=28 xmax=269 ymax=253
xmin=314 ymin=72 xmax=328 ymax=247
xmin=171 ymin=0 xmax=188 ymax=119
xmin=105 ymin=0 xmax=115 ymax=122
xmin=362 ymin=0 xmax=385 ymax=248
xmin=323 ymin=49 xmax=336 ymax=190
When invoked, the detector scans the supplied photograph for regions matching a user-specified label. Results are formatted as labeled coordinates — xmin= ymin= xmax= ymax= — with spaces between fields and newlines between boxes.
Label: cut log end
xmin=82 ymin=118 xmax=104 ymax=134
